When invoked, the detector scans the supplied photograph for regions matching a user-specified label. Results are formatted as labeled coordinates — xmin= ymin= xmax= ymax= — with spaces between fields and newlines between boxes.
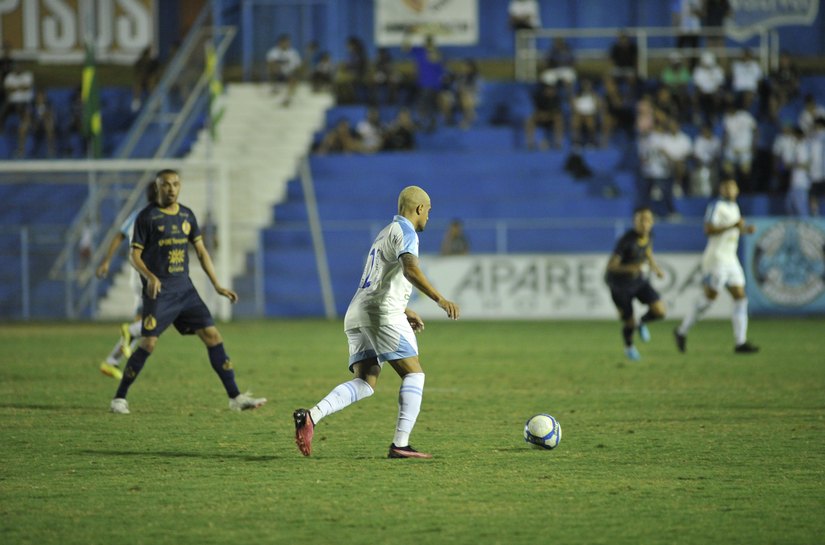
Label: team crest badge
xmin=157 ymin=225 xmax=165 ymax=232
xmin=143 ymin=315 xmax=157 ymax=331
xmin=182 ymin=221 xmax=191 ymax=235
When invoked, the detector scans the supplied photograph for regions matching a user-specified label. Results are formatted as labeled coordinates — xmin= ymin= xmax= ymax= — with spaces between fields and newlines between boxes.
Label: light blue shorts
xmin=345 ymin=319 xmax=419 ymax=371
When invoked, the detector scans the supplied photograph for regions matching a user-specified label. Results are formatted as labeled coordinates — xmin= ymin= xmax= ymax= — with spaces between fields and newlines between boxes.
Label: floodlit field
xmin=1 ymin=318 xmax=823 ymax=545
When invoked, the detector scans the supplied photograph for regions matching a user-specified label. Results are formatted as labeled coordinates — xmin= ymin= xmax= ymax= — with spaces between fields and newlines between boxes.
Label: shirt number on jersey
xmin=360 ymin=248 xmax=378 ymax=289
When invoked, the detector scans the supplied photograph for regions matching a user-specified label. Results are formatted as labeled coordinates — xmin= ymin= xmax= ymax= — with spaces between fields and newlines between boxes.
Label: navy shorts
xmin=140 ymin=284 xmax=214 ymax=337
xmin=608 ymin=280 xmax=660 ymax=321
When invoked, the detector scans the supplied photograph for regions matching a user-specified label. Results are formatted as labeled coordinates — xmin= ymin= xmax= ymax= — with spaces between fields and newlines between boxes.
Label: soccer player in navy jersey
xmin=604 ymin=207 xmax=666 ymax=360
xmin=109 ymin=169 xmax=266 ymax=414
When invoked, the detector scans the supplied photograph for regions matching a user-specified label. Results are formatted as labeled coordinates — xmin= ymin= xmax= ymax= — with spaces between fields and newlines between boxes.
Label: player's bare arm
xmin=646 ymin=247 xmax=665 ymax=278
xmin=400 ymin=252 xmax=460 ymax=319
xmin=193 ymin=239 xmax=238 ymax=303
xmin=704 ymin=220 xmax=742 ymax=236
xmin=96 ymin=232 xmax=126 ymax=278
xmin=404 ymin=308 xmax=425 ymax=332
xmin=130 ymin=247 xmax=161 ymax=299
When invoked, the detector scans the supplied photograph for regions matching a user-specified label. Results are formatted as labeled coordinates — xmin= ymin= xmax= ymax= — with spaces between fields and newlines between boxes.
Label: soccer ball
xmin=524 ymin=414 xmax=562 ymax=450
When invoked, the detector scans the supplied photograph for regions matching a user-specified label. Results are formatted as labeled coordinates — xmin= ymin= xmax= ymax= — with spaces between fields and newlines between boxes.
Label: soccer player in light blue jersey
xmin=293 ymin=186 xmax=460 ymax=459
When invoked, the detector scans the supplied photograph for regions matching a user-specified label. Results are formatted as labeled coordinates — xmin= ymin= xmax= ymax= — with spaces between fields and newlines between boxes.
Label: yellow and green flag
xmin=82 ymin=42 xmax=102 ymax=158
xmin=205 ymin=42 xmax=224 ymax=140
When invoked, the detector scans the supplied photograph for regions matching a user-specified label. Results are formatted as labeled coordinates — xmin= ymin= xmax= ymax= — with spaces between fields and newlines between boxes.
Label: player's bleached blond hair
xmin=398 ymin=185 xmax=430 ymax=214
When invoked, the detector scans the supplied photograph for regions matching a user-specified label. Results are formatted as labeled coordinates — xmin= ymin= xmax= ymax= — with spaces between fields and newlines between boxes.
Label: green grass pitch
xmin=1 ymin=318 xmax=824 ymax=545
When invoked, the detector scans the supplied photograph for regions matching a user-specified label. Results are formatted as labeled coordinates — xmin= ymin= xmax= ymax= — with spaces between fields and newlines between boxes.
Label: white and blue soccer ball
xmin=524 ymin=413 xmax=562 ymax=450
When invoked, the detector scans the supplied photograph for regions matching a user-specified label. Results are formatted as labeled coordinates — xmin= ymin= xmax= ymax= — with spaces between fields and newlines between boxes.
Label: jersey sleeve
xmin=704 ymin=201 xmax=722 ymax=226
xmin=187 ymin=209 xmax=202 ymax=244
xmin=120 ymin=210 xmax=139 ymax=238
xmin=131 ymin=209 xmax=150 ymax=250
xmin=394 ymin=221 xmax=419 ymax=259
xmin=611 ymin=232 xmax=630 ymax=257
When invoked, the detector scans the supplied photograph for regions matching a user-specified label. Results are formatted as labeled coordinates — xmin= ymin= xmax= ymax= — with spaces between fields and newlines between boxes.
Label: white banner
xmin=409 ymin=253 xmax=734 ymax=320
xmin=0 ymin=0 xmax=155 ymax=64
xmin=374 ymin=0 xmax=478 ymax=46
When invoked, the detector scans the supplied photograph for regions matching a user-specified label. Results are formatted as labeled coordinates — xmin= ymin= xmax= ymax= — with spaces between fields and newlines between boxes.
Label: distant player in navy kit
xmin=109 ymin=169 xmax=266 ymax=414
xmin=605 ymin=207 xmax=666 ymax=360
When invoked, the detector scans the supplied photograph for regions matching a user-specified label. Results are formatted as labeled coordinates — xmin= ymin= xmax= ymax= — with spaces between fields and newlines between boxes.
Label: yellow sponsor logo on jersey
xmin=182 ymin=221 xmax=191 ymax=235
xmin=143 ymin=315 xmax=157 ymax=331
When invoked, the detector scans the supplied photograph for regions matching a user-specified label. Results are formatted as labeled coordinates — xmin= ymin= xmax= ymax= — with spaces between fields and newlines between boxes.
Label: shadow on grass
xmin=79 ymin=449 xmax=279 ymax=462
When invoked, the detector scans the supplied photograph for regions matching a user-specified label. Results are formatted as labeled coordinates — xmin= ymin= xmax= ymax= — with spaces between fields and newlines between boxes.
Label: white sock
xmin=732 ymin=298 xmax=748 ymax=345
xmin=309 ymin=378 xmax=374 ymax=425
xmin=393 ymin=372 xmax=425 ymax=448
xmin=105 ymin=340 xmax=121 ymax=365
xmin=678 ymin=295 xmax=714 ymax=335
xmin=128 ymin=320 xmax=142 ymax=337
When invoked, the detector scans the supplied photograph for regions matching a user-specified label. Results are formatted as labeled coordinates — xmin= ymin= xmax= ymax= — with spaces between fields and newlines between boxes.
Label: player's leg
xmin=293 ymin=329 xmax=379 ymax=456
xmin=728 ymin=284 xmax=759 ymax=353
xmin=386 ymin=355 xmax=431 ymax=458
xmin=110 ymin=334 xmax=158 ymax=413
xmin=637 ymin=282 xmax=665 ymax=342
xmin=675 ymin=275 xmax=719 ymax=352
xmin=611 ymin=287 xmax=640 ymax=360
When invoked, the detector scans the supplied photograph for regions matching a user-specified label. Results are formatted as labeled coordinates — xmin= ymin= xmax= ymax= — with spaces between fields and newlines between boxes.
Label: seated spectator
xmin=355 ymin=107 xmax=384 ymax=153
xmin=131 ymin=46 xmax=159 ymax=112
xmin=609 ymin=30 xmax=638 ymax=81
xmin=661 ymin=52 xmax=691 ymax=120
xmin=798 ymin=94 xmax=825 ymax=136
xmin=731 ymin=48 xmax=762 ymax=108
xmin=661 ymin=118 xmax=693 ymax=196
xmin=692 ymin=51 xmax=725 ymax=125
xmin=371 ymin=47 xmax=402 ymax=104
xmin=692 ymin=123 xmax=722 ymax=196
xmin=771 ymin=123 xmax=796 ymax=194
xmin=29 ymin=90 xmax=55 ymax=157
xmin=382 ymin=108 xmax=417 ymax=151
xmin=603 ymin=75 xmax=636 ymax=142
xmin=570 ymin=78 xmax=603 ymax=147
xmin=636 ymin=93 xmax=655 ymax=136
xmin=525 ymin=80 xmax=564 ymax=149
xmin=266 ymin=34 xmax=302 ymax=106
xmin=722 ymin=99 xmax=757 ymax=191
xmin=2 ymin=62 xmax=33 ymax=157
xmin=310 ymin=51 xmax=334 ymax=93
xmin=653 ymin=86 xmax=682 ymax=124
xmin=454 ymin=59 xmax=479 ymax=129
xmin=508 ymin=0 xmax=541 ymax=31
xmin=542 ymin=37 xmax=576 ymax=90
xmin=703 ymin=0 xmax=731 ymax=49
xmin=440 ymin=219 xmax=470 ymax=255
xmin=336 ymin=36 xmax=368 ymax=104
xmin=316 ymin=119 xmax=361 ymax=155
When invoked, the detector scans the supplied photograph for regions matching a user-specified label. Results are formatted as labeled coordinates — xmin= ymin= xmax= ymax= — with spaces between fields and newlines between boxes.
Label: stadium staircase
xmin=97 ymin=83 xmax=334 ymax=318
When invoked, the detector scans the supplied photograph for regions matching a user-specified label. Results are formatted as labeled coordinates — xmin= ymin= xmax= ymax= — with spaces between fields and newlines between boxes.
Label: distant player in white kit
xmin=674 ymin=178 xmax=759 ymax=354
xmin=293 ymin=186 xmax=460 ymax=459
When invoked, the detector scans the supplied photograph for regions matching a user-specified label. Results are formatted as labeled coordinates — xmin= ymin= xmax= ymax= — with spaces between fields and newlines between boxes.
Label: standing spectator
xmin=639 ymin=119 xmax=678 ymax=217
xmin=603 ymin=75 xmax=636 ymax=143
xmin=2 ymin=62 xmax=33 ymax=157
xmin=798 ymin=94 xmax=825 ymax=136
xmin=266 ymin=34 xmax=302 ymax=107
xmin=336 ymin=36 xmax=368 ymax=104
xmin=764 ymin=52 xmax=799 ymax=118
xmin=525 ymin=81 xmax=564 ymax=149
xmin=29 ymin=90 xmax=56 ymax=158
xmin=508 ymin=0 xmax=541 ymax=31
xmin=654 ymin=86 xmax=682 ymax=124
xmin=692 ymin=51 xmax=725 ymax=125
xmin=570 ymin=78 xmax=603 ymax=147
xmin=609 ymin=30 xmax=638 ymax=81
xmin=542 ymin=37 xmax=576 ymax=91
xmin=636 ymin=93 xmax=655 ymax=136
xmin=661 ymin=52 xmax=692 ymax=120
xmin=786 ymin=127 xmax=811 ymax=216
xmin=672 ymin=0 xmax=703 ymax=68
xmin=441 ymin=219 xmax=470 ymax=255
xmin=808 ymin=118 xmax=825 ymax=215
xmin=372 ymin=47 xmax=401 ymax=104
xmin=692 ymin=123 xmax=722 ymax=196
xmin=309 ymin=51 xmax=334 ymax=93
xmin=722 ymin=99 xmax=757 ymax=192
xmin=403 ymin=32 xmax=446 ymax=133
xmin=131 ymin=46 xmax=159 ymax=112
xmin=772 ymin=123 xmax=796 ymax=194
xmin=661 ymin=118 xmax=693 ymax=196
xmin=731 ymin=48 xmax=762 ymax=107
xmin=702 ymin=0 xmax=731 ymax=49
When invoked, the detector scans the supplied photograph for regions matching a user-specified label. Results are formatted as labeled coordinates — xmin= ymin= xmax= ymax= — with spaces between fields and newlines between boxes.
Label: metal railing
xmin=515 ymin=26 xmax=778 ymax=81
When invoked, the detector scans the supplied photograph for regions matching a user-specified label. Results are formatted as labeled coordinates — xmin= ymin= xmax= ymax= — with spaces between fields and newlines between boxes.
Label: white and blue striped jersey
xmin=120 ymin=209 xmax=140 ymax=242
xmin=344 ymin=215 xmax=419 ymax=329
xmin=702 ymin=199 xmax=742 ymax=269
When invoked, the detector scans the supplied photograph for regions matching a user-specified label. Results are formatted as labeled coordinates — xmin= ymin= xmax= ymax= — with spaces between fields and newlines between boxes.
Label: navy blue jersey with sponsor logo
xmin=131 ymin=203 xmax=202 ymax=291
xmin=605 ymin=228 xmax=652 ymax=286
